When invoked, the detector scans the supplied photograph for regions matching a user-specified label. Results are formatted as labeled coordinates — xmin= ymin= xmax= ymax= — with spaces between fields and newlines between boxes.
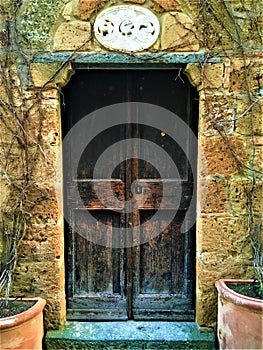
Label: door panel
xmin=133 ymin=210 xmax=193 ymax=320
xmin=136 ymin=125 xmax=189 ymax=180
xmin=140 ymin=211 xmax=186 ymax=294
xmin=63 ymin=69 xmax=197 ymax=320
xmin=67 ymin=210 xmax=127 ymax=320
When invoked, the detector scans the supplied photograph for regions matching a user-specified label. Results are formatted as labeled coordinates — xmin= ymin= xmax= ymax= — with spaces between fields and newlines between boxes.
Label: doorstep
xmin=45 ymin=321 xmax=216 ymax=349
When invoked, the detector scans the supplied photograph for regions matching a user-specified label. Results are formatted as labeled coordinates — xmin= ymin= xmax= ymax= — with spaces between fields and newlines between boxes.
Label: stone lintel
xmin=33 ymin=52 xmax=221 ymax=66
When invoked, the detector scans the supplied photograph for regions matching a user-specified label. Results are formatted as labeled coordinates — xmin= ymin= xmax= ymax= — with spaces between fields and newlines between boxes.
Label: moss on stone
xmin=17 ymin=0 xmax=67 ymax=49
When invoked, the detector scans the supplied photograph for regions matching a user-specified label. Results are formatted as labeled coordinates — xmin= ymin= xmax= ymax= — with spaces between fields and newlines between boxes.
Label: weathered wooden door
xmin=62 ymin=69 xmax=198 ymax=321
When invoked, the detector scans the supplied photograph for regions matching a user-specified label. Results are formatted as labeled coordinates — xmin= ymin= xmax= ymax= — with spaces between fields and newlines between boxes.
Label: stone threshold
xmin=45 ymin=321 xmax=216 ymax=349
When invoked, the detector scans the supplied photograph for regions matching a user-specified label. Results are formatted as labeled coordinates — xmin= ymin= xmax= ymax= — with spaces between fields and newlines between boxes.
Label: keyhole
xmin=135 ymin=185 xmax=142 ymax=194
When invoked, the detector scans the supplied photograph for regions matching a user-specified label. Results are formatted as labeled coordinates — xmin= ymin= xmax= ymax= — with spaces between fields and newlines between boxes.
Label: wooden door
xmin=62 ymin=69 xmax=198 ymax=321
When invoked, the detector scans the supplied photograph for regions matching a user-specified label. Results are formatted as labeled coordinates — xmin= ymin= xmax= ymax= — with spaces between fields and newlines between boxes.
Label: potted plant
xmin=0 ymin=297 xmax=46 ymax=349
xmin=0 ymin=208 xmax=46 ymax=350
xmin=215 ymin=278 xmax=263 ymax=349
xmin=215 ymin=188 xmax=263 ymax=350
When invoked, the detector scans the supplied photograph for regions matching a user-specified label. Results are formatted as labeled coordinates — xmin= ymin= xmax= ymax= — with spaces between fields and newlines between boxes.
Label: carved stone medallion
xmin=94 ymin=5 xmax=160 ymax=52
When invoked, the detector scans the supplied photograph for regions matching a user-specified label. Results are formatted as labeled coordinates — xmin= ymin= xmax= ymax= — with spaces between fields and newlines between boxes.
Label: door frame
xmin=62 ymin=64 xmax=198 ymax=321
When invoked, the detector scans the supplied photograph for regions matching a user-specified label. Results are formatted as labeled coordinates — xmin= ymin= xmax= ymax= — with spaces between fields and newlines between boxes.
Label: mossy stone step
xmin=45 ymin=321 xmax=216 ymax=349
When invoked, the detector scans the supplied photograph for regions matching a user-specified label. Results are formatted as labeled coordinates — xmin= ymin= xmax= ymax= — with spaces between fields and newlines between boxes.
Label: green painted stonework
xmin=34 ymin=52 xmax=221 ymax=66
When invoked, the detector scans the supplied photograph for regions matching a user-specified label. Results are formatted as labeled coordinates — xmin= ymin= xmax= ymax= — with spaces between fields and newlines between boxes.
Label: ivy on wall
xmin=0 ymin=0 xmax=262 ymax=327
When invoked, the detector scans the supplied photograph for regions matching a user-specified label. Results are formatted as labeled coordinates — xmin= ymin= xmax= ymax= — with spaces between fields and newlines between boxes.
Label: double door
xmin=62 ymin=69 xmax=197 ymax=320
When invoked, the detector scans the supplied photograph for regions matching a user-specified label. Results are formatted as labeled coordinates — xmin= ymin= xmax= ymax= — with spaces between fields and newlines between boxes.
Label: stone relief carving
xmin=94 ymin=5 xmax=160 ymax=52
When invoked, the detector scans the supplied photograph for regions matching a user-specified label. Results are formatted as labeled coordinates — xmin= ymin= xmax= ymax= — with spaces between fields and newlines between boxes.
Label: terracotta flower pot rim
xmin=0 ymin=297 xmax=46 ymax=330
xmin=215 ymin=278 xmax=263 ymax=312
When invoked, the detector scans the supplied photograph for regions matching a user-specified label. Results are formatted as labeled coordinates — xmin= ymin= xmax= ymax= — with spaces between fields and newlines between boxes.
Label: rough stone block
xmin=184 ymin=64 xmax=224 ymax=90
xmin=12 ymin=258 xmax=64 ymax=297
xmin=62 ymin=2 xmax=74 ymax=21
xmin=75 ymin=0 xmax=105 ymax=20
xmin=199 ymin=177 xmax=228 ymax=213
xmin=44 ymin=294 xmax=66 ymax=330
xmin=199 ymin=136 xmax=248 ymax=177
xmin=196 ymin=215 xmax=253 ymax=327
xmin=0 ymin=146 xmax=27 ymax=179
xmin=228 ymin=178 xmax=249 ymax=215
xmin=12 ymin=258 xmax=53 ymax=293
xmin=229 ymin=58 xmax=263 ymax=93
xmin=228 ymin=0 xmax=261 ymax=12
xmin=150 ymin=0 xmax=181 ymax=13
xmin=253 ymin=144 xmax=263 ymax=174
xmin=0 ymin=1 xmax=13 ymax=22
xmin=41 ymin=89 xmax=60 ymax=100
xmin=40 ymin=99 xmax=60 ymax=137
xmin=240 ymin=14 xmax=262 ymax=50
xmin=21 ymin=211 xmax=63 ymax=262
xmin=184 ymin=64 xmax=202 ymax=89
xmin=235 ymin=96 xmax=263 ymax=136
xmin=22 ymin=97 xmax=61 ymax=180
xmin=161 ymin=12 xmax=199 ymax=51
xmin=196 ymin=256 xmax=253 ymax=328
xmin=223 ymin=60 xmax=231 ymax=88
xmin=0 ymin=124 xmax=14 ymax=145
xmin=0 ymin=66 xmax=25 ymax=107
xmin=199 ymin=91 xmax=235 ymax=135
xmin=197 ymin=216 xmax=249 ymax=255
xmin=0 ymin=177 xmax=9 ymax=205
xmin=229 ymin=178 xmax=263 ymax=216
xmin=185 ymin=1 xmax=233 ymax=52
xmin=202 ymin=64 xmax=224 ymax=89
xmin=53 ymin=21 xmax=91 ymax=52
xmin=30 ymin=63 xmax=74 ymax=88
xmin=196 ymin=281 xmax=217 ymax=328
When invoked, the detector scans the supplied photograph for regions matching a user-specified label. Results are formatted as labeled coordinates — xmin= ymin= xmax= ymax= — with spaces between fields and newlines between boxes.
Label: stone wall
xmin=0 ymin=0 xmax=262 ymax=330
xmin=186 ymin=56 xmax=263 ymax=326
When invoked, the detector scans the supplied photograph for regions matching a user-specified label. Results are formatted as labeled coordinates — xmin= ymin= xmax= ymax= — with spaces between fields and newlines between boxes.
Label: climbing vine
xmin=196 ymin=0 xmax=263 ymax=295
xmin=0 ymin=1 xmax=52 ymax=299
xmin=0 ymin=0 xmax=262 ymax=306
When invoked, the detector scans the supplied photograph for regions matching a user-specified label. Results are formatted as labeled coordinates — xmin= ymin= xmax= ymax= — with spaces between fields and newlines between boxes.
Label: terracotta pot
xmin=0 ymin=297 xmax=46 ymax=350
xmin=215 ymin=279 xmax=263 ymax=349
